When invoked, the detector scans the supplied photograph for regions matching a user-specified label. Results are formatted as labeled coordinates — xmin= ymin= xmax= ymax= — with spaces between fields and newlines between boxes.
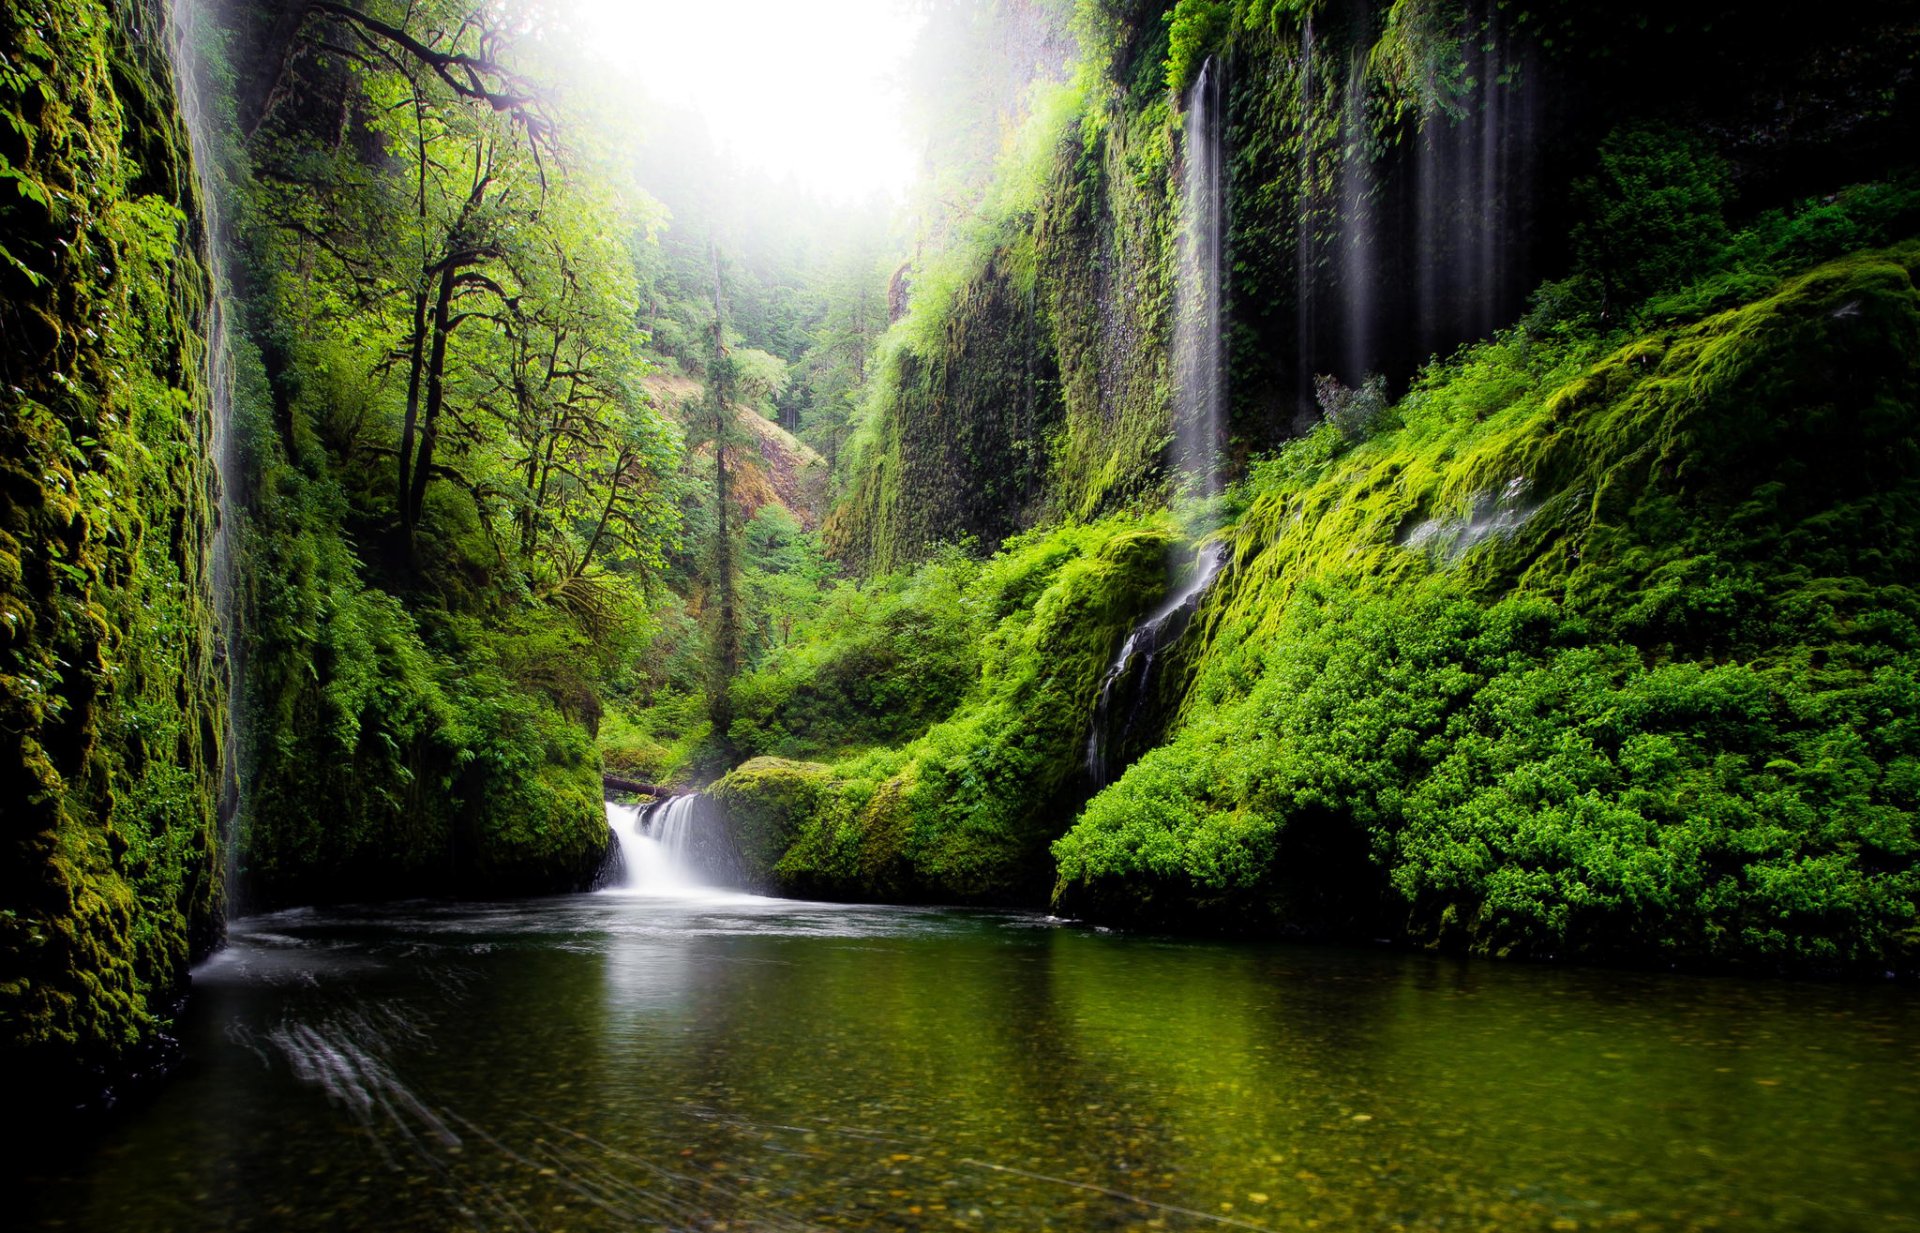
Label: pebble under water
xmin=16 ymin=889 xmax=1920 ymax=1232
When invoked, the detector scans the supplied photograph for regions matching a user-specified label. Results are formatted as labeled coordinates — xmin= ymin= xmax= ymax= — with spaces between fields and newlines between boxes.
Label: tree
xmin=243 ymin=0 xmax=683 ymax=592
xmin=696 ymin=242 xmax=748 ymax=743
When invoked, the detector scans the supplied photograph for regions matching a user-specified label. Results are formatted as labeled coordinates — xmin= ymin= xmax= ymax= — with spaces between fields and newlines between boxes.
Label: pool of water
xmin=17 ymin=887 xmax=1920 ymax=1232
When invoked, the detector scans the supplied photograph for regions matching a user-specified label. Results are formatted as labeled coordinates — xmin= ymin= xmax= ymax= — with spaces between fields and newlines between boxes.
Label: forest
xmin=4 ymin=0 xmax=1920 ymax=1229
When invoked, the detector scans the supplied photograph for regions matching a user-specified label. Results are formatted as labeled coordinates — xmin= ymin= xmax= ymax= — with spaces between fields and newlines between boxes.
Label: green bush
xmin=1054 ymin=241 xmax=1920 ymax=969
xmin=729 ymin=544 xmax=982 ymax=761
xmin=1571 ymin=123 xmax=1733 ymax=314
xmin=715 ymin=516 xmax=1176 ymax=902
xmin=1056 ymin=584 xmax=1920 ymax=965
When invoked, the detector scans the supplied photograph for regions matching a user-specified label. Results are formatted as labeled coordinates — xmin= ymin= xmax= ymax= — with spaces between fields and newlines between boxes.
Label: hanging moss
xmin=0 ymin=0 xmax=225 ymax=1109
xmin=829 ymin=9 xmax=1184 ymax=572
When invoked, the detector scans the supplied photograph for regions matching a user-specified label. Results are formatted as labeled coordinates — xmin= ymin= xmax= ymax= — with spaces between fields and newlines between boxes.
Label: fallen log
xmin=603 ymin=773 xmax=672 ymax=798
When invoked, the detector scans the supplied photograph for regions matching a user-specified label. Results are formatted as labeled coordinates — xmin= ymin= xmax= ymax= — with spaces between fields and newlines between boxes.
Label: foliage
xmin=1569 ymin=123 xmax=1733 ymax=316
xmin=0 ymin=0 xmax=224 ymax=1106
xmin=1054 ymin=242 xmax=1920 ymax=969
xmin=715 ymin=516 xmax=1175 ymax=901
xmin=180 ymin=0 xmax=689 ymax=904
xmin=1314 ymin=372 xmax=1390 ymax=441
xmin=1164 ymin=0 xmax=1231 ymax=93
xmin=730 ymin=540 xmax=982 ymax=762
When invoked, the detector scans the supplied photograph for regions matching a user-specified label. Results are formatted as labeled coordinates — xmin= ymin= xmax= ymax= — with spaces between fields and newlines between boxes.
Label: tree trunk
xmin=708 ymin=242 xmax=739 ymax=744
xmin=404 ymin=262 xmax=459 ymax=555
xmin=398 ymin=284 xmax=430 ymax=546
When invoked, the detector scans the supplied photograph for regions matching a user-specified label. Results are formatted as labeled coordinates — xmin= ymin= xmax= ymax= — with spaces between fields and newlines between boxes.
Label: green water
xmin=18 ymin=891 xmax=1920 ymax=1232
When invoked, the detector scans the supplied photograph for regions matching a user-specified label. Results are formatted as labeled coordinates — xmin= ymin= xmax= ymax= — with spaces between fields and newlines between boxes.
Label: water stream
xmin=605 ymin=796 xmax=752 ymax=899
xmin=166 ymin=0 xmax=244 ymax=900
xmin=16 ymin=893 xmax=1918 ymax=1232
xmin=1174 ymin=56 xmax=1227 ymax=498
xmin=1086 ymin=545 xmax=1227 ymax=789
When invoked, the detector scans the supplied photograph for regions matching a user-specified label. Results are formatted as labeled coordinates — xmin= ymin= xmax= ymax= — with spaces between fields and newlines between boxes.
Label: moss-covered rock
xmin=714 ymin=517 xmax=1175 ymax=901
xmin=1053 ymin=243 xmax=1920 ymax=970
xmin=708 ymin=756 xmax=838 ymax=889
xmin=0 ymin=0 xmax=225 ymax=1109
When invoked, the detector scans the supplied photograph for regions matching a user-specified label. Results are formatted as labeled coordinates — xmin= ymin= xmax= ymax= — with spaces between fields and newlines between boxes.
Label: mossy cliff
xmin=1 ymin=0 xmax=226 ymax=1108
xmin=174 ymin=4 xmax=613 ymax=910
xmin=827 ymin=7 xmax=1181 ymax=571
xmin=722 ymin=241 xmax=1920 ymax=970
xmin=829 ymin=0 xmax=1920 ymax=573
xmin=715 ymin=518 xmax=1172 ymax=902
xmin=717 ymin=0 xmax=1920 ymax=967
xmin=1055 ymin=244 xmax=1920 ymax=969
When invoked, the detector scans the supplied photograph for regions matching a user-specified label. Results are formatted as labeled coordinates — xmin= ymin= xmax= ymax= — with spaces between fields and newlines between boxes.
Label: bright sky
xmin=570 ymin=0 xmax=928 ymax=204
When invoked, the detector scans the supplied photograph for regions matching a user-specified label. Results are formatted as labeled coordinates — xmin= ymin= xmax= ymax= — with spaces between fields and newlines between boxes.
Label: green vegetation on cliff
xmin=827 ymin=2 xmax=1182 ymax=571
xmin=1 ymin=0 xmax=224 ymax=1104
xmin=184 ymin=0 xmax=685 ymax=905
xmin=703 ymin=0 xmax=1918 ymax=973
xmin=715 ymin=517 xmax=1172 ymax=901
xmin=717 ymin=237 xmax=1920 ymax=969
xmin=1058 ymin=244 xmax=1920 ymax=968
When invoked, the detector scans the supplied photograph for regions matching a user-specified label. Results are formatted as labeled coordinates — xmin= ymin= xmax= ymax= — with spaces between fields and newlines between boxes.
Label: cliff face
xmin=723 ymin=0 xmax=1920 ymax=968
xmin=0 ymin=0 xmax=226 ymax=1108
xmin=1054 ymin=242 xmax=1920 ymax=969
xmin=828 ymin=0 xmax=1920 ymax=573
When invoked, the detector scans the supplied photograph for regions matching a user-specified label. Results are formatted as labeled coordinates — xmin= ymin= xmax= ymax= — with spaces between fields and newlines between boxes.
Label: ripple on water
xmin=24 ymin=894 xmax=1920 ymax=1233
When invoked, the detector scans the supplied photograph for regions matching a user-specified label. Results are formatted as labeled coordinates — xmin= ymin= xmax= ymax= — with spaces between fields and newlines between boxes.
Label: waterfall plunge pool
xmin=16 ymin=848 xmax=1920 ymax=1231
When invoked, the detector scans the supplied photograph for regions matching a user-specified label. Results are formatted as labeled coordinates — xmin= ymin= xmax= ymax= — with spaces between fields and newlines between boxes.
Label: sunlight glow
xmin=569 ymin=0 xmax=927 ymax=204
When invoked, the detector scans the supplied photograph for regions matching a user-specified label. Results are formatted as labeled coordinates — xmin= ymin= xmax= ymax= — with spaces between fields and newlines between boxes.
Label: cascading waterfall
xmin=1336 ymin=47 xmax=1377 ymax=385
xmin=1086 ymin=545 xmax=1228 ymax=789
xmin=1084 ymin=56 xmax=1232 ymax=791
xmin=603 ymin=795 xmax=745 ymax=896
xmin=1292 ymin=0 xmax=1539 ymax=418
xmin=165 ymin=0 xmax=243 ymax=901
xmin=1173 ymin=56 xmax=1227 ymax=498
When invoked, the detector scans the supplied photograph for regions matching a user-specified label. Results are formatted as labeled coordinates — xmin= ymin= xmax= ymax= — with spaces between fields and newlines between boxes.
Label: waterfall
xmin=1174 ymin=57 xmax=1227 ymax=498
xmin=164 ymin=0 xmax=243 ymax=902
xmin=1290 ymin=0 xmax=1539 ymax=422
xmin=1336 ymin=47 xmax=1377 ymax=385
xmin=602 ymin=795 xmax=747 ymax=896
xmin=1086 ymin=545 xmax=1228 ymax=789
xmin=1412 ymin=0 xmax=1535 ymax=359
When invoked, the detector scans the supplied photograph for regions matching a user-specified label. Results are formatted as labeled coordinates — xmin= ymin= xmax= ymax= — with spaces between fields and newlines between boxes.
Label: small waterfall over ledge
xmin=1086 ymin=544 xmax=1229 ymax=789
xmin=602 ymin=795 xmax=751 ymax=897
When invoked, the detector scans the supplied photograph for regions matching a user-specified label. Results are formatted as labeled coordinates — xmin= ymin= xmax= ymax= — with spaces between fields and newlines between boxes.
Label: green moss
xmin=707 ymin=756 xmax=838 ymax=886
xmin=1053 ymin=243 xmax=1920 ymax=969
xmin=0 ymin=0 xmax=225 ymax=1106
xmin=716 ymin=516 xmax=1175 ymax=901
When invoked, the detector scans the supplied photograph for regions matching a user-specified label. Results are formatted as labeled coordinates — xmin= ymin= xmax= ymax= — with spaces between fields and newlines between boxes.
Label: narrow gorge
xmin=5 ymin=1 xmax=1920 ymax=1229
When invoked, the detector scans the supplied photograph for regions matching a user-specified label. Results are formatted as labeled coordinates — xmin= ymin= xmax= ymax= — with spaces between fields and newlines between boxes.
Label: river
xmin=16 ymin=817 xmax=1920 ymax=1232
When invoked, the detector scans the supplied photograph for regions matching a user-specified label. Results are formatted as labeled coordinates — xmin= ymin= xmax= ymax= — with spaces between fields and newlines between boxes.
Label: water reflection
xmin=16 ymin=895 xmax=1920 ymax=1232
